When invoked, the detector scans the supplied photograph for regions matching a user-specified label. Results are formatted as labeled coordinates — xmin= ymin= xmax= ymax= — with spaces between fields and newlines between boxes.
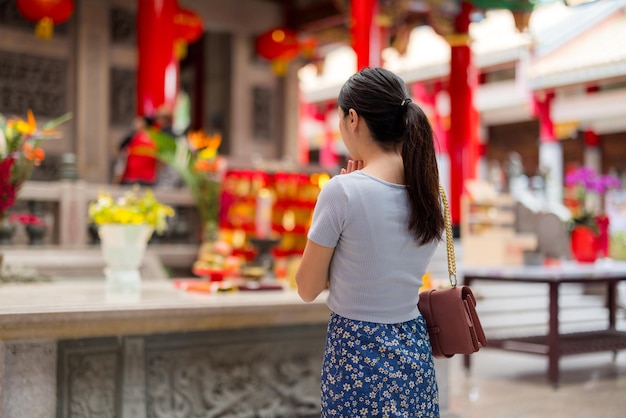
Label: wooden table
xmin=462 ymin=261 xmax=626 ymax=387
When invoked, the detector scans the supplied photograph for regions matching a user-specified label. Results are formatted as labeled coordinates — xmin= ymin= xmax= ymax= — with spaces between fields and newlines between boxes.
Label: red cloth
xmin=121 ymin=130 xmax=157 ymax=184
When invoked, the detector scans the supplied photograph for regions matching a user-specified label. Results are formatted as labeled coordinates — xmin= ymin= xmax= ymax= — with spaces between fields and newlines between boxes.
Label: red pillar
xmin=412 ymin=82 xmax=448 ymax=155
xmin=351 ymin=0 xmax=381 ymax=70
xmin=137 ymin=0 xmax=178 ymax=117
xmin=447 ymin=1 xmax=478 ymax=228
xmin=532 ymin=91 xmax=556 ymax=142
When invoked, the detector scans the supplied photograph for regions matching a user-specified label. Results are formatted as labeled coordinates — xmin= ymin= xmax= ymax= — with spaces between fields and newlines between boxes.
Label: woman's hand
xmin=340 ymin=159 xmax=363 ymax=174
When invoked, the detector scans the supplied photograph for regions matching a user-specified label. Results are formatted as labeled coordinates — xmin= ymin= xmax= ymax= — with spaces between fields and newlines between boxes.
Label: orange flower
xmin=194 ymin=159 xmax=214 ymax=172
xmin=188 ymin=130 xmax=221 ymax=151
xmin=23 ymin=143 xmax=45 ymax=165
xmin=194 ymin=155 xmax=225 ymax=173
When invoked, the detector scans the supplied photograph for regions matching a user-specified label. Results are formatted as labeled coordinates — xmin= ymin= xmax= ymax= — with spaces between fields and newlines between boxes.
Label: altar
xmin=0 ymin=271 xmax=454 ymax=418
xmin=0 ymin=279 xmax=330 ymax=418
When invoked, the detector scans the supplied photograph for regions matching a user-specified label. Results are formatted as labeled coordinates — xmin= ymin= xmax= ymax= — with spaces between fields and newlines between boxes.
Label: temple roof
xmin=299 ymin=0 xmax=626 ymax=99
xmin=527 ymin=1 xmax=626 ymax=90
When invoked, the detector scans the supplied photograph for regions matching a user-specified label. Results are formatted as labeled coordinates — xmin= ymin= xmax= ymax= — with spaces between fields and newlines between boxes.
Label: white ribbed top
xmin=308 ymin=171 xmax=438 ymax=324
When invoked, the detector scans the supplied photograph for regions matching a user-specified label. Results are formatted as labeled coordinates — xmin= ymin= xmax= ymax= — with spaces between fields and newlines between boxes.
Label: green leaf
xmin=41 ymin=112 xmax=73 ymax=130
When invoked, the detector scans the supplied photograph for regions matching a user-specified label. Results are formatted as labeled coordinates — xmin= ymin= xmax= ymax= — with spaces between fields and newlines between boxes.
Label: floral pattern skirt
xmin=321 ymin=313 xmax=439 ymax=417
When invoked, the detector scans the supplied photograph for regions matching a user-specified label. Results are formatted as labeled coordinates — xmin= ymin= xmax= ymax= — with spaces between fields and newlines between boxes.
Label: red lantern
xmin=299 ymin=37 xmax=318 ymax=59
xmin=17 ymin=0 xmax=74 ymax=40
xmin=174 ymin=7 xmax=203 ymax=43
xmin=173 ymin=7 xmax=203 ymax=60
xmin=255 ymin=27 xmax=299 ymax=61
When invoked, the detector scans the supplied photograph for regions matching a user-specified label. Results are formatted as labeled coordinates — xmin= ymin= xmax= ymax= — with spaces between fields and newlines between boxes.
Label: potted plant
xmin=8 ymin=213 xmax=48 ymax=245
xmin=1 ymin=110 xmax=71 ymax=239
xmin=564 ymin=166 xmax=621 ymax=262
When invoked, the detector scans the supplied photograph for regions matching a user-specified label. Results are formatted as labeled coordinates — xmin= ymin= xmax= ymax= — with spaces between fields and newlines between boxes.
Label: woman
xmin=296 ymin=67 xmax=445 ymax=417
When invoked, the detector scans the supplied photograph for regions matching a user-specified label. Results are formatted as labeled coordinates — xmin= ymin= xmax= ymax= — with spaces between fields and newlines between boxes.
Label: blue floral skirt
xmin=321 ymin=313 xmax=439 ymax=417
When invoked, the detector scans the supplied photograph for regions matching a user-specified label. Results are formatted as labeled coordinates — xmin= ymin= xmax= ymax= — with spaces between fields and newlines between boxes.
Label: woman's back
xmin=309 ymin=171 xmax=438 ymax=323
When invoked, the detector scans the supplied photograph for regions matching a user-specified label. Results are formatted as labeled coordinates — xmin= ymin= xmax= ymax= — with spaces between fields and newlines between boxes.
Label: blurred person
xmin=154 ymin=105 xmax=175 ymax=137
xmin=114 ymin=116 xmax=158 ymax=186
xmin=296 ymin=67 xmax=445 ymax=417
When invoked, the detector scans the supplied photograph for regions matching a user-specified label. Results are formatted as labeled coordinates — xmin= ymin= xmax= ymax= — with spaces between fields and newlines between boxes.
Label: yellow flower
xmin=88 ymin=188 xmax=175 ymax=234
xmin=198 ymin=147 xmax=217 ymax=160
xmin=14 ymin=110 xmax=37 ymax=135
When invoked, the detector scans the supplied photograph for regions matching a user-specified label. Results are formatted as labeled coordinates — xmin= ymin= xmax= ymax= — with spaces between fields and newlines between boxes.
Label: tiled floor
xmin=443 ymin=349 xmax=626 ymax=418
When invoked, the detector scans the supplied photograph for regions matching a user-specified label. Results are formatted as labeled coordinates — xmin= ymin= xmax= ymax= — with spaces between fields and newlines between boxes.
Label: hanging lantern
xmin=17 ymin=0 xmax=74 ymax=40
xmin=255 ymin=27 xmax=299 ymax=60
xmin=255 ymin=27 xmax=300 ymax=76
xmin=298 ymin=37 xmax=318 ymax=59
xmin=174 ymin=7 xmax=204 ymax=60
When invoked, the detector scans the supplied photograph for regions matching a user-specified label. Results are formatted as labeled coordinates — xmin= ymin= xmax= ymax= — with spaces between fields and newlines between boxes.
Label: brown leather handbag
xmin=418 ymin=186 xmax=487 ymax=359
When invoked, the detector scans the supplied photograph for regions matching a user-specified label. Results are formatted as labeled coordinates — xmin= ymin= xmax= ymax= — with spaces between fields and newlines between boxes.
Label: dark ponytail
xmin=402 ymin=103 xmax=445 ymax=245
xmin=338 ymin=67 xmax=444 ymax=245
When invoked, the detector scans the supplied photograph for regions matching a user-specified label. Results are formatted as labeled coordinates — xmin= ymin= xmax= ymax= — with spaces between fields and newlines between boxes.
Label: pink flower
xmin=565 ymin=166 xmax=621 ymax=195
xmin=8 ymin=213 xmax=46 ymax=226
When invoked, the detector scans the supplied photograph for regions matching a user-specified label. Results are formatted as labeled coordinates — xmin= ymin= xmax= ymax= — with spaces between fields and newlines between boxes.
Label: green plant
xmin=149 ymin=128 xmax=225 ymax=241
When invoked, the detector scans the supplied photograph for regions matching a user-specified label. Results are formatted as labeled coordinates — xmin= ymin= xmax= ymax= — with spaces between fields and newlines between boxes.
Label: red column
xmin=412 ymin=82 xmax=448 ymax=155
xmin=447 ymin=1 xmax=478 ymax=228
xmin=532 ymin=91 xmax=556 ymax=142
xmin=137 ymin=0 xmax=178 ymax=117
xmin=351 ymin=0 xmax=381 ymax=70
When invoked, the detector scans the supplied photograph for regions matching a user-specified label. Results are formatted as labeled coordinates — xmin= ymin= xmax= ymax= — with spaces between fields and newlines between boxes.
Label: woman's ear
xmin=348 ymin=109 xmax=358 ymax=130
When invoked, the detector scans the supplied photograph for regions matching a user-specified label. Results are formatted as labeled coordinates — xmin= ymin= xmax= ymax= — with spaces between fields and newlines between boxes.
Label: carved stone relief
xmin=110 ymin=68 xmax=136 ymax=127
xmin=57 ymin=326 xmax=325 ymax=418
xmin=67 ymin=353 xmax=118 ymax=417
xmin=57 ymin=338 xmax=120 ymax=418
xmin=0 ymin=50 xmax=67 ymax=117
xmin=145 ymin=327 xmax=325 ymax=418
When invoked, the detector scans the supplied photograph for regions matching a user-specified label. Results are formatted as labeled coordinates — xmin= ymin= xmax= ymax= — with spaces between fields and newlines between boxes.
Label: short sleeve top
xmin=308 ymin=171 xmax=439 ymax=324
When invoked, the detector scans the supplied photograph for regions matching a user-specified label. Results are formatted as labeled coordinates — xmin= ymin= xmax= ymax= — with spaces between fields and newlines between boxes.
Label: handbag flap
xmin=419 ymin=285 xmax=487 ymax=358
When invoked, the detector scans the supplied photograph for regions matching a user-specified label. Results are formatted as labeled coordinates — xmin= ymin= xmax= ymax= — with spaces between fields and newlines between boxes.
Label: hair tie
xmin=401 ymin=98 xmax=412 ymax=107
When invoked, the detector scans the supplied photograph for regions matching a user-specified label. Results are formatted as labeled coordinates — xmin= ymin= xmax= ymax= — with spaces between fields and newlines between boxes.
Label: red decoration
xmin=255 ymin=27 xmax=299 ymax=61
xmin=351 ymin=0 xmax=380 ymax=70
xmin=137 ymin=0 xmax=178 ymax=116
xmin=299 ymin=37 xmax=318 ymax=59
xmin=16 ymin=0 xmax=74 ymax=39
xmin=570 ymin=226 xmax=599 ymax=263
xmin=596 ymin=214 xmax=610 ymax=258
xmin=174 ymin=7 xmax=203 ymax=43
xmin=173 ymin=7 xmax=203 ymax=60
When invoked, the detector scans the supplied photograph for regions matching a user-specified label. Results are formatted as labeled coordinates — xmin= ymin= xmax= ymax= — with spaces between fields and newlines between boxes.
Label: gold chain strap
xmin=439 ymin=185 xmax=457 ymax=287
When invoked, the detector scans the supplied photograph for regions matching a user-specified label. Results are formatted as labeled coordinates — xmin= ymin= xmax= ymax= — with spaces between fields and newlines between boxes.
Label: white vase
xmin=98 ymin=224 xmax=153 ymax=294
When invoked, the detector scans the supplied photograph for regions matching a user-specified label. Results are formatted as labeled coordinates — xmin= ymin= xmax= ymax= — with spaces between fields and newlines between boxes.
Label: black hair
xmin=337 ymin=67 xmax=444 ymax=245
